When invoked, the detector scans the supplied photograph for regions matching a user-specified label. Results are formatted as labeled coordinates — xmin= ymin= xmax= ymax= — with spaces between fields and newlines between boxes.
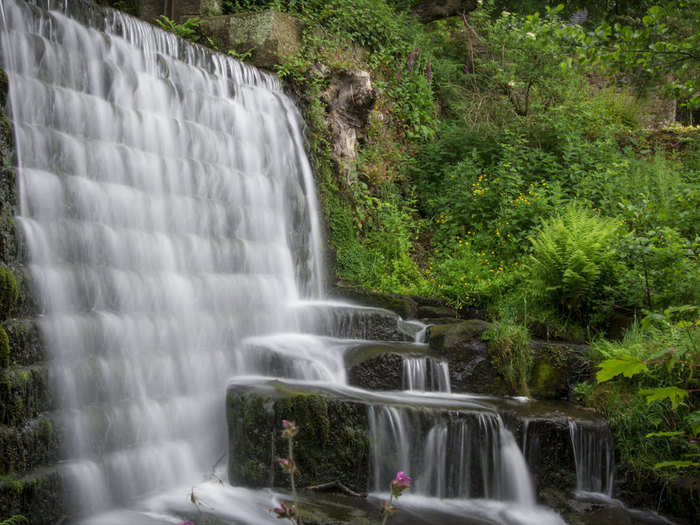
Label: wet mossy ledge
xmin=227 ymin=381 xmax=370 ymax=492
xmin=225 ymin=378 xmax=605 ymax=501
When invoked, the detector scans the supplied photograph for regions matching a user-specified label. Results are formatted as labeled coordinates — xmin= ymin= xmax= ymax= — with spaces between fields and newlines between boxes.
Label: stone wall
xmin=0 ymin=72 xmax=65 ymax=525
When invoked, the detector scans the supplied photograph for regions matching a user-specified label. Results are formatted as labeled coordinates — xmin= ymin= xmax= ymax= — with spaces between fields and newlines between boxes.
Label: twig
xmin=305 ymin=480 xmax=368 ymax=498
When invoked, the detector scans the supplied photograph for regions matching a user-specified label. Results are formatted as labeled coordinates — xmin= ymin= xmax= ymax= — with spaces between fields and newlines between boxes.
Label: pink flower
xmin=427 ymin=63 xmax=432 ymax=82
xmin=271 ymin=502 xmax=296 ymax=519
xmin=281 ymin=419 xmax=298 ymax=438
xmin=397 ymin=70 xmax=402 ymax=83
xmin=391 ymin=471 xmax=411 ymax=497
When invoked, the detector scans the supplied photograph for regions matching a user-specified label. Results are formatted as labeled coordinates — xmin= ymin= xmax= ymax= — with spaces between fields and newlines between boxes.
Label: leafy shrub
xmin=525 ymin=204 xmax=621 ymax=325
xmin=585 ymin=310 xmax=699 ymax=474
xmin=0 ymin=266 xmax=18 ymax=320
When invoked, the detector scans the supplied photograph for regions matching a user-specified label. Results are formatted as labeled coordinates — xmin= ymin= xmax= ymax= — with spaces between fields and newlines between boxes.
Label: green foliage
xmin=525 ymin=204 xmax=621 ymax=325
xmin=155 ymin=16 xmax=215 ymax=47
xmin=0 ymin=516 xmax=27 ymax=525
xmin=466 ymin=5 xmax=583 ymax=117
xmin=596 ymin=355 xmax=649 ymax=383
xmin=0 ymin=326 xmax=9 ymax=369
xmin=225 ymin=0 xmax=410 ymax=63
xmin=0 ymin=265 xmax=18 ymax=320
xmin=483 ymin=318 xmax=532 ymax=395
xmin=581 ymin=1 xmax=700 ymax=109
xmin=588 ymin=310 xmax=699 ymax=473
xmin=391 ymin=49 xmax=437 ymax=140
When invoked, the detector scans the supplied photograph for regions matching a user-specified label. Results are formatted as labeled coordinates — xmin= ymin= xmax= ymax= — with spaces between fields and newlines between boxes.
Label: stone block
xmin=200 ymin=10 xmax=304 ymax=69
xmin=227 ymin=383 xmax=369 ymax=492
xmin=0 ymin=467 xmax=65 ymax=525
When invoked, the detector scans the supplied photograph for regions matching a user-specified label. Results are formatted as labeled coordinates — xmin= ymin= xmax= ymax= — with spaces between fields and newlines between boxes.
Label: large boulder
xmin=200 ymin=11 xmax=305 ymax=69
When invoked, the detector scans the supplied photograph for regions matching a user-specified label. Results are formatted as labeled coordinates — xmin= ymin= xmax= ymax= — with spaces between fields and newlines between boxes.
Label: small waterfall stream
xmin=569 ymin=420 xmax=615 ymax=495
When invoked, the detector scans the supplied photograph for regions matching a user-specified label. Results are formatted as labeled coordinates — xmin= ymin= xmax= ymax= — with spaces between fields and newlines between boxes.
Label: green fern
xmin=1 ymin=516 xmax=28 ymax=525
xmin=526 ymin=204 xmax=620 ymax=324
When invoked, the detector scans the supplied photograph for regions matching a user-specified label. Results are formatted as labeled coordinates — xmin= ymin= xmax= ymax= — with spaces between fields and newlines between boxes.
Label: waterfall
xmin=1 ymin=0 xmax=324 ymax=515
xmin=402 ymin=357 xmax=451 ymax=392
xmin=569 ymin=420 xmax=615 ymax=495
xmin=368 ymin=406 xmax=535 ymax=505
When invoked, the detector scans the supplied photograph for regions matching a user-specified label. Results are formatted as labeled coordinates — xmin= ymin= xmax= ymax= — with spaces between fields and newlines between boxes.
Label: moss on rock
xmin=0 ymin=266 xmax=18 ymax=320
xmin=0 ymin=468 xmax=65 ymax=525
xmin=0 ymin=327 xmax=9 ymax=369
xmin=0 ymin=416 xmax=59 ymax=476
xmin=227 ymin=386 xmax=369 ymax=492
xmin=0 ymin=366 xmax=52 ymax=427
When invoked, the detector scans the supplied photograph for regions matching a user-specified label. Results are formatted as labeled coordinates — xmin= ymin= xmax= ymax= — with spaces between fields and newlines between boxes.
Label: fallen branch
xmin=305 ymin=480 xmax=367 ymax=498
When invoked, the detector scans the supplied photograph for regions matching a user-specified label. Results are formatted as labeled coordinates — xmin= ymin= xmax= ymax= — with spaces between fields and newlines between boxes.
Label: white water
xmin=569 ymin=420 xmax=615 ymax=496
xmin=368 ymin=406 xmax=535 ymax=504
xmin=402 ymin=357 xmax=451 ymax=392
xmin=1 ymin=0 xmax=326 ymax=514
xmin=1 ymin=1 xmax=562 ymax=524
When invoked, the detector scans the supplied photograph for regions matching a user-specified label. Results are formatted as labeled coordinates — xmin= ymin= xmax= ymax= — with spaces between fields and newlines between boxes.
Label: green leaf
xmin=646 ymin=431 xmax=685 ymax=438
xmin=653 ymin=460 xmax=700 ymax=469
xmin=596 ymin=356 xmax=648 ymax=383
xmin=687 ymin=411 xmax=700 ymax=436
xmin=640 ymin=386 xmax=689 ymax=409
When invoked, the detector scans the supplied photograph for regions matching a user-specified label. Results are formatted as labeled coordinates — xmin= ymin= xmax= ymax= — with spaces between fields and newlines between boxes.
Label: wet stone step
xmin=0 ymin=415 xmax=60 ymax=476
xmin=2 ymin=318 xmax=44 ymax=366
xmin=345 ymin=341 xmax=445 ymax=392
xmin=0 ymin=364 xmax=54 ymax=426
xmin=294 ymin=301 xmax=413 ymax=342
xmin=0 ymin=466 xmax=66 ymax=525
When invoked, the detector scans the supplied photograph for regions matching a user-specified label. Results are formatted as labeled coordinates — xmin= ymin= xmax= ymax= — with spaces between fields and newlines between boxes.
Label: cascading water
xmin=402 ymin=357 xmax=451 ymax=392
xmin=1 ymin=0 xmax=325 ymax=515
xmin=569 ymin=420 xmax=615 ymax=495
xmin=367 ymin=406 xmax=535 ymax=504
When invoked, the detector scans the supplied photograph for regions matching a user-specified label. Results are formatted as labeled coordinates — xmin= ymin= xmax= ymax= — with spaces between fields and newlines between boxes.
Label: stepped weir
xmin=0 ymin=2 xmax=627 ymax=524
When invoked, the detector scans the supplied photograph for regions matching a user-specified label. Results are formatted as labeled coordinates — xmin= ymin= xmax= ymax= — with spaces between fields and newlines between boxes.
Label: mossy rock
xmin=0 ymin=266 xmax=18 ymax=320
xmin=528 ymin=341 xmax=592 ymax=401
xmin=427 ymin=319 xmax=491 ymax=356
xmin=0 ymin=416 xmax=59 ymax=476
xmin=529 ymin=361 xmax=567 ymax=400
xmin=200 ymin=10 xmax=305 ymax=70
xmin=0 ymin=365 xmax=53 ymax=426
xmin=227 ymin=386 xmax=369 ymax=493
xmin=1 ymin=320 xmax=43 ymax=367
xmin=0 ymin=326 xmax=9 ymax=369
xmin=0 ymin=468 xmax=66 ymax=525
xmin=426 ymin=320 xmax=509 ymax=395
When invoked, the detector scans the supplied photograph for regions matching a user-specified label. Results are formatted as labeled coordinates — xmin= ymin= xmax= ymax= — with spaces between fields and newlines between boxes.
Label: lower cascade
xmin=0 ymin=1 xmax=648 ymax=525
